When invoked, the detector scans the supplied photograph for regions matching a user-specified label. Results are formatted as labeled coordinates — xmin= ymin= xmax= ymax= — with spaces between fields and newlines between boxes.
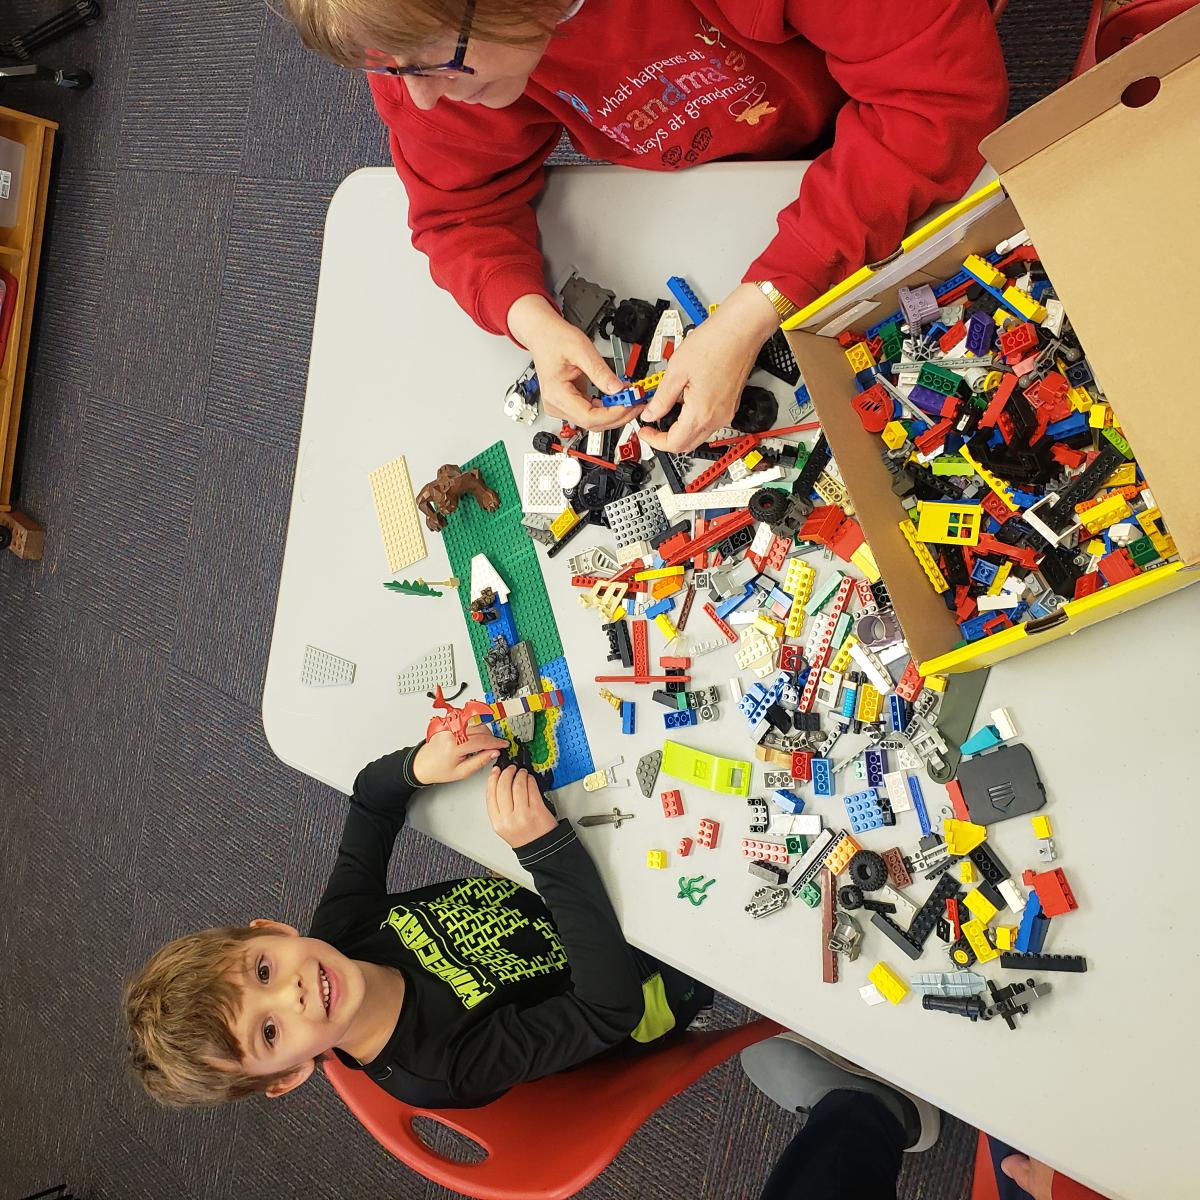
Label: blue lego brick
xmin=645 ymin=597 xmax=675 ymax=619
xmin=490 ymin=600 xmax=520 ymax=650
xmin=887 ymin=694 xmax=910 ymax=733
xmin=812 ymin=757 xmax=834 ymax=797
xmin=1028 ymin=597 xmax=1060 ymax=620
xmin=715 ymin=582 xmax=755 ymax=620
xmin=1010 ymin=489 xmax=1041 ymax=510
xmin=932 ymin=269 xmax=972 ymax=299
xmin=960 ymin=262 xmax=1028 ymax=319
xmin=965 ymin=310 xmax=995 ymax=355
xmin=907 ymin=776 xmax=932 ymax=836
xmin=1030 ymin=278 xmax=1053 ymax=300
xmin=1015 ymin=891 xmax=1050 ymax=954
xmin=738 ymin=675 xmax=786 ymax=731
xmin=844 ymin=788 xmax=885 ymax=834
xmin=971 ymin=559 xmax=1000 ymax=587
xmin=864 ymin=748 xmax=887 ymax=787
xmin=1045 ymin=413 xmax=1090 ymax=441
xmin=601 ymin=387 xmax=640 ymax=408
xmin=667 ymin=275 xmax=709 ymax=327
xmin=621 ymin=701 xmax=635 ymax=736
xmin=535 ymin=653 xmax=594 ymax=790
xmin=865 ymin=310 xmax=904 ymax=339
xmin=663 ymin=708 xmax=698 ymax=731
xmin=959 ymin=614 xmax=991 ymax=643
xmin=772 ymin=789 xmax=805 ymax=815
xmin=840 ymin=681 xmax=858 ymax=719
xmin=854 ymin=367 xmax=878 ymax=391
xmin=794 ymin=383 xmax=811 ymax=407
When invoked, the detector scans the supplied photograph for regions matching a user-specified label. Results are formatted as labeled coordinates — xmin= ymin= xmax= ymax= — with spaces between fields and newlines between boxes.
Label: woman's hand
xmin=485 ymin=764 xmax=558 ymax=849
xmin=507 ymin=294 xmax=641 ymax=431
xmin=412 ymin=727 xmax=507 ymax=786
xmin=639 ymin=283 xmax=781 ymax=453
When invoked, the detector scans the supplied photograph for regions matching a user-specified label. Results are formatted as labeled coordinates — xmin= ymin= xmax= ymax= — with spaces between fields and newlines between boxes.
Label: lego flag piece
xmin=369 ymin=455 xmax=428 ymax=572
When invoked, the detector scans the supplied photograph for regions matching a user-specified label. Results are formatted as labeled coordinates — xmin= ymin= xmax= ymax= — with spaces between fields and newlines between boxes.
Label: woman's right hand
xmin=507 ymin=294 xmax=642 ymax=431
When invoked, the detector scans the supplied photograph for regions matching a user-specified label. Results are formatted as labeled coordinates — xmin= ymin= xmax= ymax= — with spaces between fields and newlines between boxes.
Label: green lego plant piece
xmin=384 ymin=579 xmax=442 ymax=597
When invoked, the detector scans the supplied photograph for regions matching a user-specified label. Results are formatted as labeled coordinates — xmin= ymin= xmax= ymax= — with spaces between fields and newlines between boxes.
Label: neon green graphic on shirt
xmin=383 ymin=878 xmax=568 ymax=1010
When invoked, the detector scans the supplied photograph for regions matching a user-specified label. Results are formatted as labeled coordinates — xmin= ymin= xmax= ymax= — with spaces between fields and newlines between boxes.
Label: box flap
xmin=981 ymin=7 xmax=1200 ymax=565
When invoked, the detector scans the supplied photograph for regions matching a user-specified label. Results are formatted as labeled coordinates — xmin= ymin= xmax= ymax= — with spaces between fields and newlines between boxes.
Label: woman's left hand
xmin=638 ymin=283 xmax=782 ymax=453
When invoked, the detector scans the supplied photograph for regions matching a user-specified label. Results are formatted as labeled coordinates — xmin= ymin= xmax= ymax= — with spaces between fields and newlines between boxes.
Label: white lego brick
xmin=878 ymin=642 xmax=909 ymax=666
xmin=728 ymin=675 xmax=744 ymax=701
xmin=586 ymin=430 xmax=605 ymax=456
xmin=883 ymin=771 xmax=911 ymax=812
xmin=998 ymin=878 xmax=1026 ymax=914
xmin=791 ymin=814 xmax=824 ymax=835
xmin=749 ymin=522 xmax=774 ymax=557
xmin=848 ymin=642 xmax=892 ymax=694
xmin=859 ymin=983 xmax=887 ymax=1006
xmin=977 ymin=594 xmax=1019 ymax=611
xmin=990 ymin=706 xmax=1020 ymax=741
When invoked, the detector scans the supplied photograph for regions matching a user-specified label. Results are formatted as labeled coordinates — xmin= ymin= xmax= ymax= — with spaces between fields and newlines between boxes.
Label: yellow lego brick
xmin=646 ymin=849 xmax=669 ymax=870
xmin=814 ymin=472 xmax=853 ymax=512
xmin=995 ymin=925 xmax=1017 ymax=952
xmin=632 ymin=370 xmax=666 ymax=392
xmin=784 ymin=606 xmax=807 ymax=639
xmin=960 ymin=860 xmax=977 ymax=884
xmin=856 ymin=683 xmax=883 ymax=724
xmin=882 ymin=421 xmax=909 ymax=451
xmin=550 ymin=506 xmax=581 ymax=539
xmin=964 ymin=254 xmax=1006 ymax=289
xmin=850 ymin=542 xmax=881 ymax=583
xmin=963 ymin=887 xmax=998 ymax=925
xmin=1002 ymin=284 xmax=1048 ymax=324
xmin=1080 ymin=493 xmax=1130 ymax=534
xmin=1067 ymin=384 xmax=1094 ymax=413
xmin=1088 ymin=402 xmax=1111 ymax=429
xmin=654 ymin=613 xmax=679 ymax=643
xmin=1150 ymin=531 xmax=1177 ymax=559
xmin=754 ymin=614 xmax=786 ymax=640
xmin=527 ymin=693 xmax=546 ymax=713
xmin=867 ymin=962 xmax=910 ymax=1005
xmin=1137 ymin=507 xmax=1161 ymax=533
xmin=743 ymin=450 xmax=764 ymax=470
xmin=986 ymin=560 xmax=1012 ymax=596
xmin=960 ymin=447 xmax=1018 ymax=512
xmin=634 ymin=565 xmax=685 ymax=581
xmin=943 ymin=818 xmax=987 ymax=857
xmin=899 ymin=519 xmax=949 ymax=594
xmin=1031 ymin=815 xmax=1054 ymax=840
xmin=845 ymin=341 xmax=877 ymax=373
xmin=925 ymin=674 xmax=948 ymax=692
xmin=962 ymin=918 xmax=999 ymax=963
xmin=916 ymin=502 xmax=983 ymax=547
xmin=1105 ymin=462 xmax=1137 ymax=488
xmin=822 ymin=833 xmax=862 ymax=876
xmin=1085 ymin=538 xmax=1106 ymax=557
xmin=830 ymin=634 xmax=859 ymax=673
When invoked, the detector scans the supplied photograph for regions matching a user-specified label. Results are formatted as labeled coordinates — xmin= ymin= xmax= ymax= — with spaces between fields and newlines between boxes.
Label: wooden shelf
xmin=0 ymin=104 xmax=56 ymax=526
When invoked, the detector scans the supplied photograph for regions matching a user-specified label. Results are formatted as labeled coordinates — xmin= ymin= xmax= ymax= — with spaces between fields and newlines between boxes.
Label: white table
xmin=264 ymin=166 xmax=1200 ymax=1200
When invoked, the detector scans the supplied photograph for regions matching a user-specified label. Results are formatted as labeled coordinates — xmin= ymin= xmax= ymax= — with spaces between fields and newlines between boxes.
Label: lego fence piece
xmin=368 ymin=455 xmax=428 ymax=573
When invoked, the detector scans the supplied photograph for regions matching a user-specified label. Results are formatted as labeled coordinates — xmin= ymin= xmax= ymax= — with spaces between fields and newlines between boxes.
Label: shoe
xmin=740 ymin=1032 xmax=941 ymax=1153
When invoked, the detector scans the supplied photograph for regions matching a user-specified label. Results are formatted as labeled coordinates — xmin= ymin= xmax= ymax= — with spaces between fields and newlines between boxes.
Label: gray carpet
xmin=0 ymin=2 xmax=1089 ymax=1196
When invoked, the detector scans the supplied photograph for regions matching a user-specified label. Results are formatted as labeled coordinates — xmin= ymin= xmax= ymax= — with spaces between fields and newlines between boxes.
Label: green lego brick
xmin=1126 ymin=533 xmax=1160 ymax=567
xmin=796 ymin=880 xmax=821 ymax=908
xmin=1101 ymin=426 xmax=1133 ymax=459
xmin=879 ymin=322 xmax=903 ymax=362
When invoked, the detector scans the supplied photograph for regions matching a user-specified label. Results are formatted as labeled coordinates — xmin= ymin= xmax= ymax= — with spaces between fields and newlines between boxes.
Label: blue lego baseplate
xmin=844 ymin=788 xmax=885 ymax=834
xmin=536 ymin=653 xmax=594 ymax=789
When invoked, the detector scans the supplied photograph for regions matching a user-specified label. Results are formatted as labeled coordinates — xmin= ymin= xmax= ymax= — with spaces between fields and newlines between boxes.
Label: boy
xmin=125 ymin=727 xmax=710 ymax=1107
xmin=281 ymin=0 xmax=1008 ymax=449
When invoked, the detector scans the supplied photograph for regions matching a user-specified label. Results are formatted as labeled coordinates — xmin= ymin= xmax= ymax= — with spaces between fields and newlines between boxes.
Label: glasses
xmin=361 ymin=0 xmax=476 ymax=78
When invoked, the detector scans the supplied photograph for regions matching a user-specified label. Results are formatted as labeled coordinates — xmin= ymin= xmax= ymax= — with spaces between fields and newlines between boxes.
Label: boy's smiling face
xmin=229 ymin=921 xmax=367 ymax=1094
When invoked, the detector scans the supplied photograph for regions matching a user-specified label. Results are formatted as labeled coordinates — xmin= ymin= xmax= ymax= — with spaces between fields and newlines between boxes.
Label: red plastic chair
xmin=324 ymin=1017 xmax=783 ymax=1200
xmin=1072 ymin=0 xmax=1198 ymax=77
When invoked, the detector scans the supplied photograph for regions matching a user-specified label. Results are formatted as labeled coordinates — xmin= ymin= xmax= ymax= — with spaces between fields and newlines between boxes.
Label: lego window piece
xmin=397 ymin=644 xmax=456 ymax=695
xmin=522 ymin=453 xmax=567 ymax=514
xmin=958 ymin=743 xmax=1047 ymax=825
xmin=368 ymin=455 xmax=428 ymax=572
xmin=301 ymin=645 xmax=356 ymax=687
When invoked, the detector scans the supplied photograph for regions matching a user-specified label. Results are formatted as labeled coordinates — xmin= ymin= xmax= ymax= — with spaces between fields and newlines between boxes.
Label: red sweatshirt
xmin=369 ymin=0 xmax=1008 ymax=338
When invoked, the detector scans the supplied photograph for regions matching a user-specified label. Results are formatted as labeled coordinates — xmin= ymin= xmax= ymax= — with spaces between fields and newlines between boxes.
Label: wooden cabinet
xmin=0 ymin=103 xmax=56 ymax=561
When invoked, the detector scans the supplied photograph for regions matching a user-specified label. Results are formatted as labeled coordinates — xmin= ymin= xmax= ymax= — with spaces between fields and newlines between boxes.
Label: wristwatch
xmin=752 ymin=280 xmax=799 ymax=323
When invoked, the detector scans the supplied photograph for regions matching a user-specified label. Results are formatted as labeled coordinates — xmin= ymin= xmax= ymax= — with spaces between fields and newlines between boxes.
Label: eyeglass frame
xmin=360 ymin=0 xmax=477 ymax=78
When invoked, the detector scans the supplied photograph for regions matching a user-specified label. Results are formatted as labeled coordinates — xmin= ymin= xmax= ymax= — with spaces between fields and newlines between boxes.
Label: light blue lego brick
xmin=666 ymin=275 xmax=709 ymax=326
xmin=715 ymin=582 xmax=755 ymax=620
xmin=772 ymin=789 xmax=805 ymax=815
xmin=843 ymin=788 xmax=885 ymax=833
xmin=812 ymin=757 xmax=834 ymax=797
xmin=840 ymin=682 xmax=858 ymax=719
xmin=960 ymin=725 xmax=1003 ymax=756
xmin=907 ymin=776 xmax=931 ymax=836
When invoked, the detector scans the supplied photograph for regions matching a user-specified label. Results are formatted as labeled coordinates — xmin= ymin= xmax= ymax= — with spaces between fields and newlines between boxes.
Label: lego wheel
xmin=748 ymin=487 xmax=788 ymax=525
xmin=848 ymin=850 xmax=888 ymax=892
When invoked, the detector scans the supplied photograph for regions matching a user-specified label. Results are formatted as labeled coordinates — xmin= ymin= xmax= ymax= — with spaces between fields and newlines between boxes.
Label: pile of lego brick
xmin=499 ymin=269 xmax=1086 ymax=1031
xmin=838 ymin=243 xmax=1177 ymax=643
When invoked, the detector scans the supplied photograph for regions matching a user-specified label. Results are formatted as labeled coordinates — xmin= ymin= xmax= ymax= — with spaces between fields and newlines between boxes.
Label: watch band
xmin=753 ymin=280 xmax=799 ymax=322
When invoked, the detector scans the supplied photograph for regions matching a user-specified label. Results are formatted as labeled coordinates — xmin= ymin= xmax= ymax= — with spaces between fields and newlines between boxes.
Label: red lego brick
xmin=980 ymin=373 xmax=1019 ymax=430
xmin=895 ymin=659 xmax=925 ymax=702
xmin=1074 ymin=572 xmax=1102 ymax=599
xmin=684 ymin=436 xmax=759 ymax=493
xmin=945 ymin=779 xmax=970 ymax=821
xmin=798 ymin=505 xmax=845 ymax=547
xmin=659 ymin=655 xmax=691 ymax=669
xmin=657 ymin=530 xmax=692 ymax=563
xmin=1098 ymin=548 xmax=1139 ymax=586
xmin=632 ymin=619 xmax=649 ymax=679
xmin=945 ymin=897 xmax=961 ymax=941
xmin=764 ymin=534 xmax=791 ymax=571
xmin=976 ymin=534 xmax=1038 ymax=571
xmin=867 ymin=335 xmax=883 ymax=359
xmin=677 ymin=836 xmax=693 ymax=856
xmin=702 ymin=602 xmax=738 ymax=644
xmin=999 ymin=321 xmax=1038 ymax=361
xmin=740 ymin=837 xmax=789 ymax=864
xmin=981 ymin=492 xmax=1015 ymax=525
xmin=663 ymin=509 xmax=754 ymax=565
xmin=696 ymin=818 xmax=720 ymax=849
xmin=829 ymin=517 xmax=866 ymax=563
xmin=571 ymin=574 xmax=647 ymax=592
xmin=617 ymin=433 xmax=641 ymax=462
xmin=626 ymin=342 xmax=643 ymax=380
xmin=939 ymin=320 xmax=967 ymax=352
xmin=981 ymin=614 xmax=1014 ymax=637
xmin=778 ymin=644 xmax=802 ymax=673
xmin=661 ymin=789 xmax=684 ymax=818
xmin=1022 ymin=867 xmax=1078 ymax=917
xmin=1052 ymin=443 xmax=1087 ymax=469
xmin=790 ymin=751 xmax=812 ymax=782
xmin=914 ymin=419 xmax=953 ymax=456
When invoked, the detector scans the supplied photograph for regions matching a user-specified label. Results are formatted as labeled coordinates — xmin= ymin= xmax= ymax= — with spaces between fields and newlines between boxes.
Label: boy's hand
xmin=507 ymin=294 xmax=640 ymax=432
xmin=413 ymin=728 xmax=507 ymax=786
xmin=639 ymin=283 xmax=781 ymax=453
xmin=485 ymin=764 xmax=557 ymax=849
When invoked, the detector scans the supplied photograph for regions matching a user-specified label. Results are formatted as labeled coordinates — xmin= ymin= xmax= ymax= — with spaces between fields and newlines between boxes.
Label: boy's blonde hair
xmin=279 ymin=0 xmax=568 ymax=68
xmin=124 ymin=926 xmax=296 ymax=1107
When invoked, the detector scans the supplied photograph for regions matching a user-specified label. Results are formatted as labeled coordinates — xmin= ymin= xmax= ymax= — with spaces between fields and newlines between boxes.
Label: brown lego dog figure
xmin=416 ymin=464 xmax=501 ymax=532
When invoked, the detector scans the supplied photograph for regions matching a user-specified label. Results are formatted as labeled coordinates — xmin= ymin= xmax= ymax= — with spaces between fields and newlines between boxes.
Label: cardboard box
xmin=782 ymin=7 xmax=1200 ymax=675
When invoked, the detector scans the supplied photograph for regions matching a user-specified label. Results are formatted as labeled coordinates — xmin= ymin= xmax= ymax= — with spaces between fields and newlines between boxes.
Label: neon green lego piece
xmin=661 ymin=740 xmax=751 ymax=796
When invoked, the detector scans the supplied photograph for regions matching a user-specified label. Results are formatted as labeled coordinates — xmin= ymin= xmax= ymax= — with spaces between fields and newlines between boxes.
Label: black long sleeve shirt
xmin=308 ymin=746 xmax=655 ymax=1108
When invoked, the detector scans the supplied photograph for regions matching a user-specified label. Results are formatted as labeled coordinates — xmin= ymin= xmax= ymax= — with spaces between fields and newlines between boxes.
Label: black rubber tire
xmin=848 ymin=850 xmax=888 ymax=892
xmin=748 ymin=487 xmax=789 ymax=525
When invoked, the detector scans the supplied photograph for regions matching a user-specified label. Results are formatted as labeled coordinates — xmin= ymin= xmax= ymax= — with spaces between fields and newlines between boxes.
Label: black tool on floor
xmin=0 ymin=0 xmax=101 ymax=62
xmin=0 ymin=62 xmax=92 ymax=89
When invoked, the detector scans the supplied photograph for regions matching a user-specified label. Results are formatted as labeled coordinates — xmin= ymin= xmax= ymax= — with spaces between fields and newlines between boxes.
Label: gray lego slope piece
xmin=397 ymin=644 xmax=456 ymax=695
xmin=302 ymin=645 xmax=356 ymax=686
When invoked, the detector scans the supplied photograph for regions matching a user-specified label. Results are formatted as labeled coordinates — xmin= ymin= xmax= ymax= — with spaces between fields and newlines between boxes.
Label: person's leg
xmin=758 ymin=1089 xmax=906 ymax=1200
